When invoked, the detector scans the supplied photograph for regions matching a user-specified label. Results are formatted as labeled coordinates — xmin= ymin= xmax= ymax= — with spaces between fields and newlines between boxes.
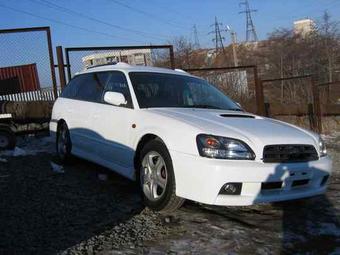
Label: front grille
xmin=263 ymin=144 xmax=318 ymax=163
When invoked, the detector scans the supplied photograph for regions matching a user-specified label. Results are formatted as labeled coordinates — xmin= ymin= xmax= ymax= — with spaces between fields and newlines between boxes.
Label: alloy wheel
xmin=141 ymin=151 xmax=168 ymax=201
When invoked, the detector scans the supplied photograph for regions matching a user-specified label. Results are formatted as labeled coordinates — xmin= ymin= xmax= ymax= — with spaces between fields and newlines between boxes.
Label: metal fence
xmin=0 ymin=87 xmax=61 ymax=102
xmin=318 ymin=81 xmax=340 ymax=116
xmin=184 ymin=66 xmax=264 ymax=115
xmin=261 ymin=75 xmax=322 ymax=133
xmin=62 ymin=45 xmax=175 ymax=82
xmin=0 ymin=27 xmax=57 ymax=98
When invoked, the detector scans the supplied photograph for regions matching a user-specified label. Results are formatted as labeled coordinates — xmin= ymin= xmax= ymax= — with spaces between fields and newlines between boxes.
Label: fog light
xmin=219 ymin=182 xmax=242 ymax=195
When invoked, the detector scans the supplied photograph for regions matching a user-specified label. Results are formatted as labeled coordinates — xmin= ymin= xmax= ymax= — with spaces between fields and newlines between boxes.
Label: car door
xmin=89 ymin=71 xmax=135 ymax=175
xmin=67 ymin=73 xmax=104 ymax=156
xmin=59 ymin=74 xmax=95 ymax=154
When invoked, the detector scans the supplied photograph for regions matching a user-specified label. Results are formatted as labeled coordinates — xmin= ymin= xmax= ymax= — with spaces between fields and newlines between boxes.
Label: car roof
xmin=76 ymin=62 xmax=194 ymax=77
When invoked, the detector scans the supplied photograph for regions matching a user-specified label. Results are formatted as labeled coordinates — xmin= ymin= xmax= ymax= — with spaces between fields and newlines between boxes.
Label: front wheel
xmin=139 ymin=139 xmax=185 ymax=212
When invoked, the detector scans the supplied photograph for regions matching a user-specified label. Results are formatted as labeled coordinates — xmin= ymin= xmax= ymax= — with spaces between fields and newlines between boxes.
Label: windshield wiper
xmin=183 ymin=104 xmax=222 ymax=109
xmin=227 ymin=108 xmax=244 ymax=112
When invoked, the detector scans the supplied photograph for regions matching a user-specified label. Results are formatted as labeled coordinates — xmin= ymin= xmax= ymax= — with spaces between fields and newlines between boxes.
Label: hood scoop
xmin=220 ymin=114 xmax=255 ymax=118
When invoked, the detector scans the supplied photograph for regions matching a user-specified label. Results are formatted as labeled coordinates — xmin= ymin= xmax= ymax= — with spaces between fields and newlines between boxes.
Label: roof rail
xmin=86 ymin=62 xmax=117 ymax=69
xmin=174 ymin=68 xmax=188 ymax=74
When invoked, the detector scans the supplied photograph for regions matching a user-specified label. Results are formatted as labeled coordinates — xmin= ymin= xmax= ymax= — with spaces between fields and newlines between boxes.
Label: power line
xmin=146 ymin=0 xmax=196 ymax=24
xmin=106 ymin=0 xmax=190 ymax=31
xmin=239 ymin=0 xmax=258 ymax=42
xmin=27 ymin=0 xmax=170 ymax=41
xmin=209 ymin=17 xmax=225 ymax=54
xmin=0 ymin=3 xmax=144 ymax=43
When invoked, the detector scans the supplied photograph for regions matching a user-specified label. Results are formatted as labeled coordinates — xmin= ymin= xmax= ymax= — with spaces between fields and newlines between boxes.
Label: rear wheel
xmin=56 ymin=122 xmax=72 ymax=163
xmin=0 ymin=128 xmax=16 ymax=150
xmin=139 ymin=139 xmax=185 ymax=212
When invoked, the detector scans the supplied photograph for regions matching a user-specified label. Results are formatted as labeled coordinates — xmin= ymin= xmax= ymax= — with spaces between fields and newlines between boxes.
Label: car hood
xmin=146 ymin=108 xmax=318 ymax=150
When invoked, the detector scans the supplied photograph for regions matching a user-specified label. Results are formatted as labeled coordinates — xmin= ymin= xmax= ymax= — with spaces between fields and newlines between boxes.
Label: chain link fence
xmin=0 ymin=27 xmax=57 ymax=100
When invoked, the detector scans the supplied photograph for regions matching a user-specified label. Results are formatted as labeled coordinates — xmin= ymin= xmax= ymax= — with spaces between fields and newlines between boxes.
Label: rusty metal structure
xmin=0 ymin=63 xmax=41 ymax=94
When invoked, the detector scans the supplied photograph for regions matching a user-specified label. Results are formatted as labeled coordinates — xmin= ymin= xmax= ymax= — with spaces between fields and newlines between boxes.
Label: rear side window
xmin=76 ymin=73 xmax=105 ymax=102
xmin=61 ymin=75 xmax=85 ymax=99
xmin=61 ymin=71 xmax=132 ymax=108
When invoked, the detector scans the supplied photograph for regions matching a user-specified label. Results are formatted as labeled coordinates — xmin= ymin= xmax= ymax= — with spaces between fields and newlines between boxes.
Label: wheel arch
xmin=133 ymin=133 xmax=167 ymax=174
xmin=56 ymin=118 xmax=67 ymax=129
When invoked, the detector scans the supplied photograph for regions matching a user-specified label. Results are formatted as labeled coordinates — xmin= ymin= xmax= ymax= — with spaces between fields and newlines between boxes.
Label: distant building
xmin=82 ymin=49 xmax=153 ymax=69
xmin=294 ymin=19 xmax=315 ymax=37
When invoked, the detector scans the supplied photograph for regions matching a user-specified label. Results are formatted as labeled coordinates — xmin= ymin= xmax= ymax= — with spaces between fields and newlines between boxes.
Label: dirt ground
xmin=0 ymin=133 xmax=339 ymax=255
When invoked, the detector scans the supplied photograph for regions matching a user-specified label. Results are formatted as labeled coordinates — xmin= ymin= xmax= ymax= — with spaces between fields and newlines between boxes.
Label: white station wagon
xmin=50 ymin=63 xmax=332 ymax=212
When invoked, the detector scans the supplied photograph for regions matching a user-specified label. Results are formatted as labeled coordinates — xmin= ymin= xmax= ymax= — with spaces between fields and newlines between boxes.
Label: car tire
xmin=0 ymin=128 xmax=16 ymax=150
xmin=139 ymin=139 xmax=185 ymax=212
xmin=56 ymin=121 xmax=72 ymax=164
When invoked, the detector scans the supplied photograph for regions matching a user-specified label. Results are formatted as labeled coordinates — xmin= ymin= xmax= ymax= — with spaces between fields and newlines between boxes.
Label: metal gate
xmin=0 ymin=26 xmax=58 ymax=100
xmin=60 ymin=45 xmax=175 ymax=82
xmin=184 ymin=66 xmax=264 ymax=115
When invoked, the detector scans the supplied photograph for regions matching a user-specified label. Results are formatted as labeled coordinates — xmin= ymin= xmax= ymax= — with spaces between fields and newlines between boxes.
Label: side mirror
xmin=104 ymin=91 xmax=127 ymax=106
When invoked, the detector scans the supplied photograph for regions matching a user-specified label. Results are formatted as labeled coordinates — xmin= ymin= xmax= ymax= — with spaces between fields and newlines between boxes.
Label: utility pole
xmin=209 ymin=17 xmax=225 ymax=54
xmin=226 ymin=25 xmax=239 ymax=66
xmin=239 ymin=0 xmax=258 ymax=42
xmin=192 ymin=25 xmax=200 ymax=49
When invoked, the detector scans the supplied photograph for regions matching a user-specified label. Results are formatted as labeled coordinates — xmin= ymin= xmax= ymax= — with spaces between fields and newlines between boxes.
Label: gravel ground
xmin=0 ymin=134 xmax=339 ymax=254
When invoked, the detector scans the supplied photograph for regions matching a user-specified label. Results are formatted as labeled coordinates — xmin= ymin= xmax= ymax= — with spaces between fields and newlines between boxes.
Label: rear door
xmin=59 ymin=74 xmax=95 ymax=153
xmin=70 ymin=72 xmax=106 ymax=155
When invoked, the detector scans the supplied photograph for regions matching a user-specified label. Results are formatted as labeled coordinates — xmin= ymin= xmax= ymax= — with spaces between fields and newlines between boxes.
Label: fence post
xmin=56 ymin=46 xmax=66 ymax=90
xmin=308 ymin=103 xmax=315 ymax=130
xmin=311 ymin=76 xmax=322 ymax=133
xmin=169 ymin=45 xmax=175 ymax=69
xmin=264 ymin=103 xmax=270 ymax=117
xmin=46 ymin=27 xmax=58 ymax=100
xmin=254 ymin=66 xmax=265 ymax=115
xmin=65 ymin=48 xmax=72 ymax=81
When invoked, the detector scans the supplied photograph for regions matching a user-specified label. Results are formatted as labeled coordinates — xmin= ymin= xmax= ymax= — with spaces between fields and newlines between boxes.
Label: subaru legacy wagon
xmin=50 ymin=63 xmax=332 ymax=212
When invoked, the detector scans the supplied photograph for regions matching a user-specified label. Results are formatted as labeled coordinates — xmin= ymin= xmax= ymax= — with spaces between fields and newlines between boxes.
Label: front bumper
xmin=170 ymin=150 xmax=332 ymax=206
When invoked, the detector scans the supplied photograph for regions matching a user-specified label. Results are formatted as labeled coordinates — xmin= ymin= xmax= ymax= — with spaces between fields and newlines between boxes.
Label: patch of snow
xmin=306 ymin=220 xmax=340 ymax=237
xmin=0 ymin=158 xmax=8 ymax=163
xmin=319 ymin=223 xmax=340 ymax=237
xmin=13 ymin=147 xmax=27 ymax=156
xmin=98 ymin=173 xmax=108 ymax=181
xmin=331 ymin=247 xmax=340 ymax=255
xmin=0 ymin=147 xmax=25 ymax=157
xmin=50 ymin=162 xmax=64 ymax=174
xmin=0 ymin=136 xmax=55 ymax=158
xmin=322 ymin=131 xmax=340 ymax=141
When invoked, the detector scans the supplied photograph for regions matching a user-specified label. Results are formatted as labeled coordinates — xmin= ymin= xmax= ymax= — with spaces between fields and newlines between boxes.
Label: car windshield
xmin=129 ymin=72 xmax=241 ymax=110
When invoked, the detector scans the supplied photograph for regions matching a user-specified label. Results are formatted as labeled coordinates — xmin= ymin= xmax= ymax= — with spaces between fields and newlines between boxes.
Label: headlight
xmin=196 ymin=134 xmax=255 ymax=160
xmin=319 ymin=137 xmax=327 ymax=157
